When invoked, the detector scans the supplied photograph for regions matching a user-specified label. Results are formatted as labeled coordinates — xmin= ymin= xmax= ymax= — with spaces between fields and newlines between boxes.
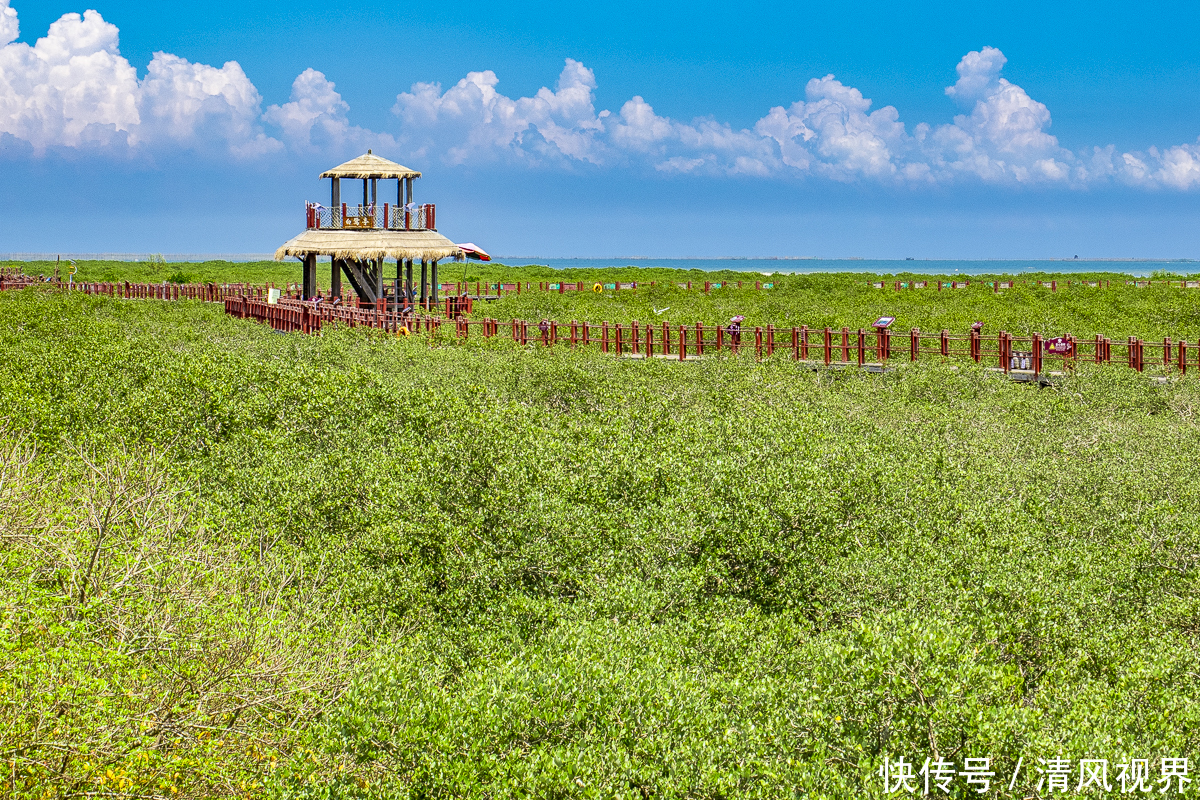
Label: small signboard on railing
xmin=872 ymin=316 xmax=895 ymax=329
xmin=762 ymin=282 xmax=774 ymax=289
xmin=1044 ymin=336 xmax=1073 ymax=354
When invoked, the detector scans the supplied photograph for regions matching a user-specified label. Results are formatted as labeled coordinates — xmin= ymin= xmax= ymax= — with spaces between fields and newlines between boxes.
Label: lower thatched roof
xmin=274 ymin=229 xmax=462 ymax=262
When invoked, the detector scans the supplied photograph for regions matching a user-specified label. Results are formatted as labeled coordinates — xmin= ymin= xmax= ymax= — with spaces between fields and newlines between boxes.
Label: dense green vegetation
xmin=2 ymin=283 xmax=1199 ymax=798
xmin=10 ymin=258 xmax=1200 ymax=342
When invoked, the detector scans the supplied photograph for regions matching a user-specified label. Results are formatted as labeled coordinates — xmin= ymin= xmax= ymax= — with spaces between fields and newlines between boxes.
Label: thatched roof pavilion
xmin=319 ymin=152 xmax=421 ymax=180
xmin=276 ymin=150 xmax=466 ymax=307
xmin=274 ymin=229 xmax=461 ymax=263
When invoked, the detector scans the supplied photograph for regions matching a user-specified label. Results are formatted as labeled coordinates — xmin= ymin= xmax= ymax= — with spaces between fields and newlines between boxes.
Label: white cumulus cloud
xmin=6 ymin=1 xmax=1200 ymax=194
xmin=138 ymin=52 xmax=278 ymax=156
xmin=392 ymin=59 xmax=606 ymax=166
xmin=263 ymin=68 xmax=393 ymax=153
xmin=0 ymin=0 xmax=277 ymax=155
xmin=0 ymin=3 xmax=138 ymax=150
xmin=755 ymin=75 xmax=908 ymax=180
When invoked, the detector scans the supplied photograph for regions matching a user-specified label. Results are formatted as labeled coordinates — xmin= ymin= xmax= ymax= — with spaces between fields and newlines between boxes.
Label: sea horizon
xmin=3 ymin=253 xmax=1198 ymax=277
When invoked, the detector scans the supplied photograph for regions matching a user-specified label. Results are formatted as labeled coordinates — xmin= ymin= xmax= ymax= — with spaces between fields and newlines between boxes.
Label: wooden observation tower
xmin=275 ymin=151 xmax=465 ymax=307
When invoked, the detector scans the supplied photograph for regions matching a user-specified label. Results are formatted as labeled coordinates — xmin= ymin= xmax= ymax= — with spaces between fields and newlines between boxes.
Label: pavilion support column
xmin=362 ymin=179 xmax=368 ymax=209
xmin=303 ymin=253 xmax=316 ymax=300
xmin=331 ymin=178 xmax=340 ymax=209
xmin=331 ymin=258 xmax=342 ymax=298
xmin=406 ymin=259 xmax=413 ymax=306
xmin=371 ymin=178 xmax=377 ymax=207
xmin=420 ymin=260 xmax=428 ymax=307
xmin=432 ymin=260 xmax=439 ymax=304
xmin=376 ymin=258 xmax=384 ymax=303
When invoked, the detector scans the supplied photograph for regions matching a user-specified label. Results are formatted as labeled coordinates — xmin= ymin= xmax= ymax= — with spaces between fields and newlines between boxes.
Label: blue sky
xmin=4 ymin=0 xmax=1200 ymax=258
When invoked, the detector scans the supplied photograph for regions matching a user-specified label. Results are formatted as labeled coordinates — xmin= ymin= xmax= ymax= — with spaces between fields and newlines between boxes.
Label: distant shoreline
xmin=2 ymin=253 xmax=1196 ymax=263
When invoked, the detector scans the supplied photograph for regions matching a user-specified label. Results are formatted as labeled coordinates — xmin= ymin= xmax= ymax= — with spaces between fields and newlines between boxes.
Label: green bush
xmin=1 ymin=290 xmax=1198 ymax=798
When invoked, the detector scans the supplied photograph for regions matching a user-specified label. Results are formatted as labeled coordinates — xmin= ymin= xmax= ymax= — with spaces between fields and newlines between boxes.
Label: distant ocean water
xmin=3 ymin=253 xmax=1197 ymax=277
xmin=495 ymin=257 xmax=1199 ymax=277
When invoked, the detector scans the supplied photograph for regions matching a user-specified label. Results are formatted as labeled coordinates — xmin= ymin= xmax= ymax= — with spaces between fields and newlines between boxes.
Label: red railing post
xmin=800 ymin=325 xmax=809 ymax=359
xmin=755 ymin=327 xmax=763 ymax=360
xmin=841 ymin=327 xmax=850 ymax=362
xmin=857 ymin=329 xmax=865 ymax=366
xmin=940 ymin=329 xmax=949 ymax=357
xmin=766 ymin=324 xmax=774 ymax=357
xmin=823 ymin=327 xmax=832 ymax=365
xmin=911 ymin=328 xmax=919 ymax=361
xmin=697 ymin=322 xmax=704 ymax=356
xmin=601 ymin=321 xmax=609 ymax=353
xmin=791 ymin=326 xmax=799 ymax=360
xmin=679 ymin=325 xmax=686 ymax=361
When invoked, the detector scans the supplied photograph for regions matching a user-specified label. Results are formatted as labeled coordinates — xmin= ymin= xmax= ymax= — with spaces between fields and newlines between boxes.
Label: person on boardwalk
xmin=728 ymin=315 xmax=744 ymax=351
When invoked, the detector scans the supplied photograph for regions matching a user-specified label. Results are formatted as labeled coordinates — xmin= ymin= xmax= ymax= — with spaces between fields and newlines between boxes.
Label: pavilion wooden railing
xmin=306 ymin=202 xmax=436 ymax=231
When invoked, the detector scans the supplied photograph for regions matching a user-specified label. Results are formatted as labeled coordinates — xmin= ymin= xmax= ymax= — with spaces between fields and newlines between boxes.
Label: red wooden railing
xmin=220 ymin=297 xmax=1195 ymax=377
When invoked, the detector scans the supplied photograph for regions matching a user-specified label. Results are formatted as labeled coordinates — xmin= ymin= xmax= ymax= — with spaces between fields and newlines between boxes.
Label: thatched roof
xmin=319 ymin=151 xmax=421 ymax=180
xmin=274 ymin=229 xmax=462 ymax=262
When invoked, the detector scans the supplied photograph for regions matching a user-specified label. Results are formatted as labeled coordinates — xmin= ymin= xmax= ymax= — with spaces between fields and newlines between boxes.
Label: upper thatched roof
xmin=319 ymin=151 xmax=421 ymax=180
xmin=274 ymin=229 xmax=461 ymax=262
